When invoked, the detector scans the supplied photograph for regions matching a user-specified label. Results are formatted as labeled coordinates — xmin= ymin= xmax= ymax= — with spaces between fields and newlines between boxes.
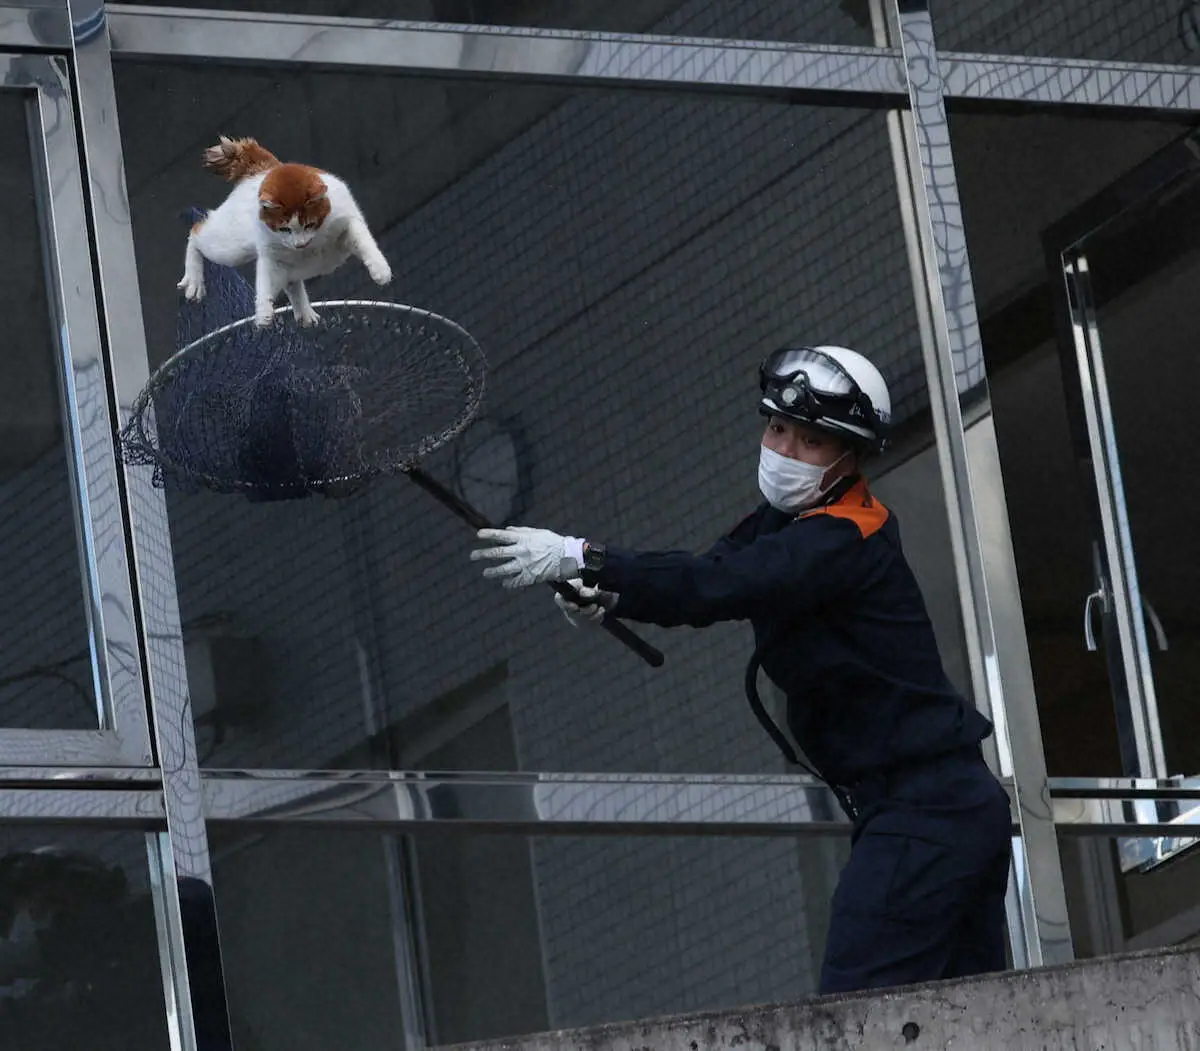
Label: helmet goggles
xmin=757 ymin=346 xmax=886 ymax=447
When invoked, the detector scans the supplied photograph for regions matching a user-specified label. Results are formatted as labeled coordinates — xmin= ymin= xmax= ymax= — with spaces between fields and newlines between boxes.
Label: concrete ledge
xmin=450 ymin=946 xmax=1200 ymax=1051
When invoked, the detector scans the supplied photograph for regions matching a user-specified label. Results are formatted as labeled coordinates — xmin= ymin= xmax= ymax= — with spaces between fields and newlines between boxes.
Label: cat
xmin=177 ymin=136 xmax=392 ymax=328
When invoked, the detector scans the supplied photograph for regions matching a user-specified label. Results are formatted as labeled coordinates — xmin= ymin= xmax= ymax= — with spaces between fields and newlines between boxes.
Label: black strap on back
xmin=737 ymin=477 xmax=887 ymax=820
xmin=739 ymin=481 xmax=855 ymax=774
xmin=743 ymin=637 xmax=857 ymax=820
xmin=743 ymin=644 xmax=801 ymax=766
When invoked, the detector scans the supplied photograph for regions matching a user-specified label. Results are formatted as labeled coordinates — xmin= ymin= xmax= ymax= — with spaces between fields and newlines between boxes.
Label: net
xmin=120 ymin=219 xmax=486 ymax=501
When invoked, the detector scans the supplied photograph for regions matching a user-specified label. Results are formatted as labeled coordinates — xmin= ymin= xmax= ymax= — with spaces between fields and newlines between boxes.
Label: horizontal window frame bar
xmin=0 ymin=786 xmax=164 ymax=825
xmin=0 ymin=2 xmax=71 ymax=50
xmin=100 ymin=8 xmax=1200 ymax=114
xmin=0 ymin=771 xmax=1196 ymax=835
xmin=941 ymin=52 xmax=1200 ymax=112
xmin=106 ymin=4 xmax=907 ymax=104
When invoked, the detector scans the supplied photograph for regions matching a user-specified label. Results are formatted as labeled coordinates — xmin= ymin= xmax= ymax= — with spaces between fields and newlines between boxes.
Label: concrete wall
xmin=448 ymin=946 xmax=1200 ymax=1051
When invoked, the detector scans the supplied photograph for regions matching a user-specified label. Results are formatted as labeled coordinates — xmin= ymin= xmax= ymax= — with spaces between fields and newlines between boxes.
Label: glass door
xmin=1046 ymin=128 xmax=1200 ymax=867
xmin=0 ymin=50 xmax=152 ymax=767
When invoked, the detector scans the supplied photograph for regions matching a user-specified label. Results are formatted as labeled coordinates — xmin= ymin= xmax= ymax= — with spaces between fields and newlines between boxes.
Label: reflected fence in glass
xmin=205 ymin=824 xmax=849 ymax=1048
xmin=0 ymin=85 xmax=99 ymax=732
xmin=0 ymin=826 xmax=171 ymax=1051
xmin=111 ymin=58 xmax=964 ymax=781
xmin=109 ymin=0 xmax=878 ymax=45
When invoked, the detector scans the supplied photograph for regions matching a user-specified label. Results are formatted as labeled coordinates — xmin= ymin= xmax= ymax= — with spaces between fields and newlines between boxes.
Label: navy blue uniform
xmin=589 ymin=477 xmax=1012 ymax=994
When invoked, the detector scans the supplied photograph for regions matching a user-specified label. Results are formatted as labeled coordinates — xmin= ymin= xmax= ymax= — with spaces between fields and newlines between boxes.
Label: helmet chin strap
xmin=817 ymin=449 xmax=853 ymax=494
xmin=807 ymin=458 xmax=859 ymax=512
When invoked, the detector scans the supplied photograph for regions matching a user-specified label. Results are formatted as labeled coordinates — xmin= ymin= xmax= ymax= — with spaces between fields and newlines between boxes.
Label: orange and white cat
xmin=177 ymin=136 xmax=392 ymax=328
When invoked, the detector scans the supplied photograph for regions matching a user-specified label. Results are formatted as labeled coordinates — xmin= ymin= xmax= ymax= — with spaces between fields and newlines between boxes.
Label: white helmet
xmin=758 ymin=344 xmax=892 ymax=451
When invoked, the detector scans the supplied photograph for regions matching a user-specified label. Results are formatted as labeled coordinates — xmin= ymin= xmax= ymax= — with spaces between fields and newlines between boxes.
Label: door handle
xmin=1084 ymin=586 xmax=1106 ymax=652
xmin=1142 ymin=597 xmax=1168 ymax=652
xmin=1083 ymin=587 xmax=1168 ymax=652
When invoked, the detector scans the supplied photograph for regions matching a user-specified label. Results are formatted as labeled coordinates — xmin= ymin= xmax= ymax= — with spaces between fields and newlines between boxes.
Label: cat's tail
xmin=202 ymin=135 xmax=280 ymax=182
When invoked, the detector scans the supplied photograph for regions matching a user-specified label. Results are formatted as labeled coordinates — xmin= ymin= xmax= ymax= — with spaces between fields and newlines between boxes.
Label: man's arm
xmin=592 ymin=516 xmax=871 ymax=628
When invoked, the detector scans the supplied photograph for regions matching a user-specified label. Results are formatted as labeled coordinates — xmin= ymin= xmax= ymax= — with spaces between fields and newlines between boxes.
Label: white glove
xmin=471 ymin=526 xmax=585 ymax=589
xmin=554 ymin=578 xmax=618 ymax=627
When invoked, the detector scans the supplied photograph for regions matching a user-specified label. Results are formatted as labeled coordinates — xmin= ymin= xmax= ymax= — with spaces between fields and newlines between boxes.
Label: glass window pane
xmin=0 ymin=90 xmax=97 ymax=730
xmin=208 ymin=827 xmax=408 ymax=1048
xmin=0 ymin=826 xmax=170 ymax=1050
xmin=933 ymin=0 xmax=1194 ymax=66
xmin=1062 ymin=835 xmax=1200 ymax=958
xmin=112 ymin=0 xmax=875 ymax=45
xmin=1084 ymin=205 xmax=1200 ymax=777
xmin=115 ymin=61 xmax=967 ymax=774
xmin=208 ymin=826 xmax=849 ymax=1045
xmin=952 ymin=109 xmax=1193 ymax=776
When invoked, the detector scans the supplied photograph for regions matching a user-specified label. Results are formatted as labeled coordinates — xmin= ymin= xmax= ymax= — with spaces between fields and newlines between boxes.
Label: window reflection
xmin=0 ymin=833 xmax=169 ymax=1051
xmin=208 ymin=826 xmax=849 ymax=1045
xmin=0 ymin=89 xmax=96 ymax=731
xmin=115 ymin=62 xmax=962 ymax=775
xmin=932 ymin=0 xmax=1195 ymax=66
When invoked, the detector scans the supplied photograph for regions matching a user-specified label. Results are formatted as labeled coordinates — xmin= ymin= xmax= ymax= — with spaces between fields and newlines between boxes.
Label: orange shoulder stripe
xmin=797 ymin=478 xmax=888 ymax=538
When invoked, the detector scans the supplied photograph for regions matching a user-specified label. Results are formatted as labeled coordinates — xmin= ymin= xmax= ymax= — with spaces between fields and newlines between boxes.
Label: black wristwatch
xmin=581 ymin=539 xmax=606 ymax=585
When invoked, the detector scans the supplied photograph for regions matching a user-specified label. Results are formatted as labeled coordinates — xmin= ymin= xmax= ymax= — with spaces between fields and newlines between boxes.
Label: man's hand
xmin=471 ymin=526 xmax=584 ymax=589
xmin=554 ymin=578 xmax=617 ymax=627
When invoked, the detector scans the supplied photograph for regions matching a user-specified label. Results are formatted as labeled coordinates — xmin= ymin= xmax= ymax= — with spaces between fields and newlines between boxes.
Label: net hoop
xmin=120 ymin=299 xmax=487 ymax=499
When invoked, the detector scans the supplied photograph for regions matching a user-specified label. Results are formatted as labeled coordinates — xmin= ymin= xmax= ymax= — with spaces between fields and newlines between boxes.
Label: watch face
xmin=453 ymin=417 xmax=525 ymax=526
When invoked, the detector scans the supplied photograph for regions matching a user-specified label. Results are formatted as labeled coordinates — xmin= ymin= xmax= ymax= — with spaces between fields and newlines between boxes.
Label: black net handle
xmin=405 ymin=467 xmax=665 ymax=669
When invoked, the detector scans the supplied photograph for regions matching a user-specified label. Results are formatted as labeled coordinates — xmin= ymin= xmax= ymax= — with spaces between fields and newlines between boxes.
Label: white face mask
xmin=758 ymin=445 xmax=848 ymax=513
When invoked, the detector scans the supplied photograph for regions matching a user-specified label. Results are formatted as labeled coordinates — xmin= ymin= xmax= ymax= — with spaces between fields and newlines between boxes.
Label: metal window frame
xmin=0 ymin=784 xmax=164 ymax=824
xmin=941 ymin=52 xmax=1200 ymax=110
xmin=1042 ymin=135 xmax=1200 ymax=875
xmin=104 ymin=4 xmax=909 ymax=102
xmin=877 ymin=2 xmax=1072 ymax=969
xmin=2 ymin=0 xmax=1200 ymax=1047
xmin=0 ymin=2 xmax=71 ymax=50
xmin=1059 ymin=254 xmax=1167 ymax=780
xmin=0 ymin=48 xmax=154 ymax=768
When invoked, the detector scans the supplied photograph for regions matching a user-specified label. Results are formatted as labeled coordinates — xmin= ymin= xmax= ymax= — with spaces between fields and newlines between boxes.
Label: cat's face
xmin=258 ymin=164 xmax=331 ymax=250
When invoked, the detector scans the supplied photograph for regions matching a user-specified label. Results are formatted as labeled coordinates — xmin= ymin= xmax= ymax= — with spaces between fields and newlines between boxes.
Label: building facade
xmin=1 ymin=1 xmax=1199 ymax=1048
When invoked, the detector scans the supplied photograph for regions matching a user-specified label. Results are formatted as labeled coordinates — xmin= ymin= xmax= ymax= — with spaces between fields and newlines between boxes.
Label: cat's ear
xmin=259 ymin=198 xmax=281 ymax=211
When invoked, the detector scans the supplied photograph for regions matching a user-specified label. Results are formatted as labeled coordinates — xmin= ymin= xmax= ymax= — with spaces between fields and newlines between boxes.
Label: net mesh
xmin=119 ymin=216 xmax=486 ymax=500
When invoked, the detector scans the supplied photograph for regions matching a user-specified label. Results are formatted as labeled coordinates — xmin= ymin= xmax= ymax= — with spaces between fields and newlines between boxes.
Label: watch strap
xmin=580 ymin=540 xmax=606 ymax=585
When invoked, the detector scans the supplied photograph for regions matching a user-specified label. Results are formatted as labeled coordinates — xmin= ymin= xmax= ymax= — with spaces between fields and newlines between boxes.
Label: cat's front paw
xmin=294 ymin=304 xmax=321 ymax=327
xmin=366 ymin=255 xmax=392 ymax=286
xmin=254 ymin=308 xmax=276 ymax=330
xmin=177 ymin=274 xmax=206 ymax=301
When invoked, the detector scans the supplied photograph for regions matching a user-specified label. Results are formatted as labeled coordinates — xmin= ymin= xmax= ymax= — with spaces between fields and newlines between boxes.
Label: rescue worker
xmin=470 ymin=345 xmax=1013 ymax=995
